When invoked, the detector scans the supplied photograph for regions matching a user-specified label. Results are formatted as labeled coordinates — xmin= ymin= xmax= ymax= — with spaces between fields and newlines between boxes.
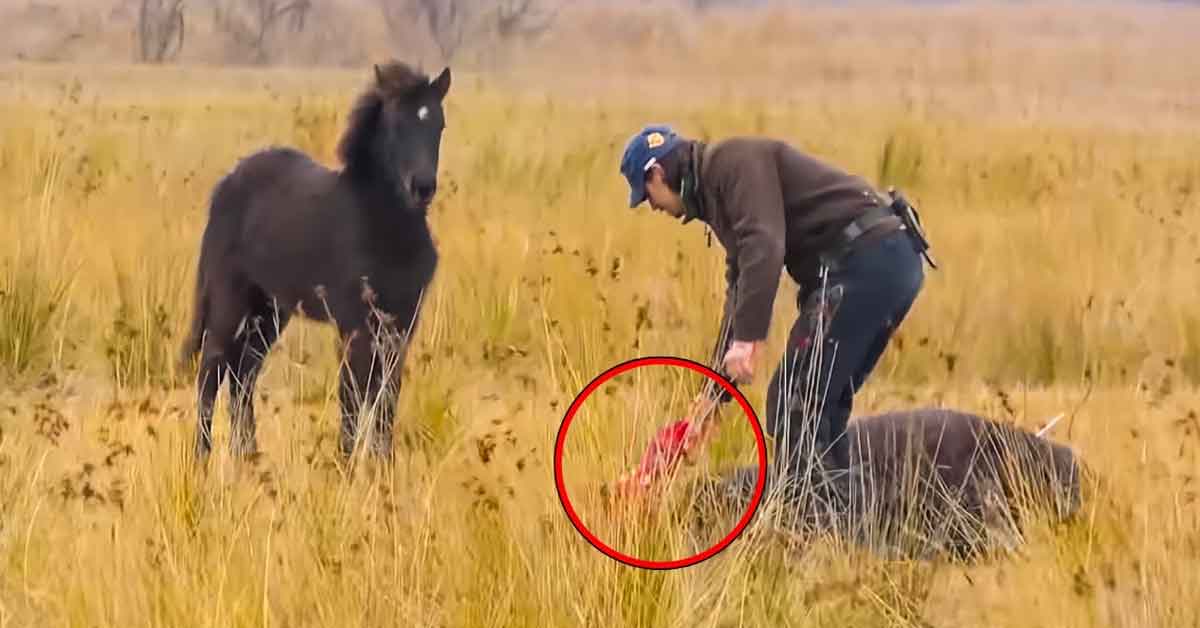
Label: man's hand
xmin=722 ymin=340 xmax=764 ymax=384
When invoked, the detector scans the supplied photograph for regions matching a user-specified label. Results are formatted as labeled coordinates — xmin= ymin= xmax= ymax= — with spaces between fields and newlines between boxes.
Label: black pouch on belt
xmin=888 ymin=186 xmax=938 ymax=270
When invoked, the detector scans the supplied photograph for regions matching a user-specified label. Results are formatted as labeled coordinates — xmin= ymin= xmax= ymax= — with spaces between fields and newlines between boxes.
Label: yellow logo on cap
xmin=646 ymin=132 xmax=665 ymax=149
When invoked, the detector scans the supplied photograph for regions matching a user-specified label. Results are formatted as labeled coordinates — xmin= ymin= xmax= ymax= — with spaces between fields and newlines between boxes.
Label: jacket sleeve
xmin=719 ymin=152 xmax=787 ymax=344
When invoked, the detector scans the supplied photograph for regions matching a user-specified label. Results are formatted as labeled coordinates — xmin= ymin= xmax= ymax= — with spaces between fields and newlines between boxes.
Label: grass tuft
xmin=1 ymin=5 xmax=1200 ymax=624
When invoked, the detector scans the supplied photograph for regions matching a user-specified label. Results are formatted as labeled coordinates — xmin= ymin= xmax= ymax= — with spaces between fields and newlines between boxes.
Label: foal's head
xmin=338 ymin=61 xmax=452 ymax=212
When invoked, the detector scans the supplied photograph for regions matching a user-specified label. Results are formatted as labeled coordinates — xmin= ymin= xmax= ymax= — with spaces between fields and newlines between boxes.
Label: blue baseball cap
xmin=619 ymin=124 xmax=684 ymax=208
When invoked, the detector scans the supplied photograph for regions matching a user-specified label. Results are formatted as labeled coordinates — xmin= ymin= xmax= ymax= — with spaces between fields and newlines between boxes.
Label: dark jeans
xmin=762 ymin=227 xmax=925 ymax=495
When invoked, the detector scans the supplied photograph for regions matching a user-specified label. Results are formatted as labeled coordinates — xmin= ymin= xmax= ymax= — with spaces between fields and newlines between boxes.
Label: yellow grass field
xmin=1 ymin=3 xmax=1199 ymax=626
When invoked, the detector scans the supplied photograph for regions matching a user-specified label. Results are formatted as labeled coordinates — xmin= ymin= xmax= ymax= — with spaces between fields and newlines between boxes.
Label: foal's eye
xmin=417 ymin=106 xmax=429 ymax=121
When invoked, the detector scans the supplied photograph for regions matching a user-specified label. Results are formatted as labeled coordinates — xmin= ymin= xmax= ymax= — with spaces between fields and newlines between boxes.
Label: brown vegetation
xmin=1 ymin=2 xmax=1198 ymax=626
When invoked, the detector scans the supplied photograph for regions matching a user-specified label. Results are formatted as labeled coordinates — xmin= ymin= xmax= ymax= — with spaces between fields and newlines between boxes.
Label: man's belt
xmin=843 ymin=203 xmax=902 ymax=243
xmin=818 ymin=203 xmax=904 ymax=267
xmin=819 ymin=188 xmax=938 ymax=270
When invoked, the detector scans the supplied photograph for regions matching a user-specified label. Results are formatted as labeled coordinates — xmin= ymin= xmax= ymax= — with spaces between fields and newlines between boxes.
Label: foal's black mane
xmin=336 ymin=61 xmax=432 ymax=173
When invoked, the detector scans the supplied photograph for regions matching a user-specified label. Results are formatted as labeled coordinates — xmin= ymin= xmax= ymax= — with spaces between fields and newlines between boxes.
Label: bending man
xmin=618 ymin=124 xmax=930 ymax=506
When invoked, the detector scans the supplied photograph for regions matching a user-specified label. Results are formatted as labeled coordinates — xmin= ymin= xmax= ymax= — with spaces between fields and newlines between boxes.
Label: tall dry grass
xmin=1 ymin=3 xmax=1199 ymax=626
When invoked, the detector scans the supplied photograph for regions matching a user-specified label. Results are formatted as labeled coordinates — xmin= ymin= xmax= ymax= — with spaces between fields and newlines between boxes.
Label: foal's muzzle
xmin=406 ymin=173 xmax=437 ymax=209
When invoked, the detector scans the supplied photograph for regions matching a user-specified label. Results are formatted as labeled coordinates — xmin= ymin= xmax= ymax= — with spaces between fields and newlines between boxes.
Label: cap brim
xmin=626 ymin=169 xmax=647 ymax=207
xmin=629 ymin=187 xmax=647 ymax=208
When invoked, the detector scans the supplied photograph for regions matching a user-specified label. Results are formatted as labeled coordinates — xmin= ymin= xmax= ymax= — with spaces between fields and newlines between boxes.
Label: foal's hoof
xmin=368 ymin=443 xmax=396 ymax=462
xmin=239 ymin=450 xmax=265 ymax=465
xmin=193 ymin=444 xmax=213 ymax=467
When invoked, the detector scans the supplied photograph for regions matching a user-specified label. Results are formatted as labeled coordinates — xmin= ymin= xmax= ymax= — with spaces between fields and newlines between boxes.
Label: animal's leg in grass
xmin=367 ymin=291 xmax=425 ymax=459
xmin=368 ymin=325 xmax=407 ymax=460
xmin=228 ymin=296 xmax=290 ymax=458
xmin=195 ymin=345 xmax=227 ymax=462
xmin=194 ymin=279 xmax=251 ymax=463
xmin=337 ymin=325 xmax=389 ymax=460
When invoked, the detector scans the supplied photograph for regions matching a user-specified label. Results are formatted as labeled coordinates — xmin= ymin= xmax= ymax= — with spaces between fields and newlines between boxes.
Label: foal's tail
xmin=180 ymin=174 xmax=234 ymax=371
xmin=179 ymin=233 xmax=210 ymax=371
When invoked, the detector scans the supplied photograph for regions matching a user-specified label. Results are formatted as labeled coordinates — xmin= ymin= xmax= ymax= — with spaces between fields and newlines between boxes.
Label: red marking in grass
xmin=553 ymin=356 xmax=767 ymax=570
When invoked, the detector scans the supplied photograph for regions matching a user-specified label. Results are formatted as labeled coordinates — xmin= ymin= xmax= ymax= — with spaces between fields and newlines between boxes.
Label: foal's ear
xmin=430 ymin=67 xmax=451 ymax=100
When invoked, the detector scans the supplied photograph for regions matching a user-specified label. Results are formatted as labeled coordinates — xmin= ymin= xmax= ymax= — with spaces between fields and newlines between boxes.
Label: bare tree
xmin=377 ymin=0 xmax=556 ymax=66
xmin=493 ymin=0 xmax=557 ymax=42
xmin=213 ymin=0 xmax=312 ymax=64
xmin=137 ymin=0 xmax=185 ymax=63
xmin=377 ymin=0 xmax=468 ymax=65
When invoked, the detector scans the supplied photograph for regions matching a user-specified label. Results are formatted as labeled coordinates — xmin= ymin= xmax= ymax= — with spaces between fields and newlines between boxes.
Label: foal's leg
xmin=368 ymin=322 xmax=411 ymax=460
xmin=339 ymin=323 xmax=410 ymax=461
xmin=194 ymin=280 xmax=250 ymax=463
xmin=195 ymin=343 xmax=227 ymax=463
xmin=337 ymin=326 xmax=385 ymax=461
xmin=227 ymin=295 xmax=290 ymax=458
xmin=368 ymin=298 xmax=423 ymax=459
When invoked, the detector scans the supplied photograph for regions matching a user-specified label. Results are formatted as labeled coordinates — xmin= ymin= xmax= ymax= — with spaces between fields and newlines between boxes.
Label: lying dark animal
xmin=179 ymin=60 xmax=451 ymax=463
xmin=700 ymin=407 xmax=1085 ymax=561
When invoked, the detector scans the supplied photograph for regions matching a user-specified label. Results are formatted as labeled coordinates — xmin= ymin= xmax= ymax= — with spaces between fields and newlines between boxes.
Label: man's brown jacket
xmin=684 ymin=137 xmax=895 ymax=359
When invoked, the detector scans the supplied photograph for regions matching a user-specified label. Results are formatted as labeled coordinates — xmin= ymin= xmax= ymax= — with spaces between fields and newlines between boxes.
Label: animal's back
xmin=216 ymin=146 xmax=334 ymax=208
xmin=203 ymin=147 xmax=338 ymax=236
xmin=214 ymin=147 xmax=362 ymax=305
xmin=851 ymin=408 xmax=993 ymax=480
xmin=849 ymin=407 xmax=1082 ymax=521
xmin=210 ymin=145 xmax=319 ymax=201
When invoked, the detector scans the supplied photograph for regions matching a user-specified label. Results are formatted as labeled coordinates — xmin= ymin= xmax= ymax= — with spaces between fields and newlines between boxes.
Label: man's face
xmin=644 ymin=165 xmax=685 ymax=218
